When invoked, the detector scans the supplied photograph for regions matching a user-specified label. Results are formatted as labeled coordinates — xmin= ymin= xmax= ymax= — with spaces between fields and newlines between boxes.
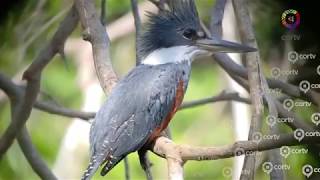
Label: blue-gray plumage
xmin=83 ymin=62 xmax=190 ymax=179
xmin=82 ymin=0 xmax=256 ymax=179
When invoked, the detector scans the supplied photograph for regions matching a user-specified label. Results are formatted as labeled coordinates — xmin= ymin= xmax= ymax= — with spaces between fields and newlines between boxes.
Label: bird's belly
xmin=147 ymin=80 xmax=185 ymax=143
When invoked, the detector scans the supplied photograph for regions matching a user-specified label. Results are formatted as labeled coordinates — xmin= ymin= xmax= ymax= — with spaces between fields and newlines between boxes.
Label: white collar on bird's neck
xmin=141 ymin=46 xmax=207 ymax=65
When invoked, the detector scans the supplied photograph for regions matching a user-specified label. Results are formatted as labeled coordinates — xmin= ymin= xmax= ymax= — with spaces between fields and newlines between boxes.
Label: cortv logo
xmin=281 ymin=9 xmax=300 ymax=30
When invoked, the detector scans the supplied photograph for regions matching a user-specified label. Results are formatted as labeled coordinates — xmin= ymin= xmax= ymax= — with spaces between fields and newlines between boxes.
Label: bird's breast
xmin=147 ymin=79 xmax=185 ymax=143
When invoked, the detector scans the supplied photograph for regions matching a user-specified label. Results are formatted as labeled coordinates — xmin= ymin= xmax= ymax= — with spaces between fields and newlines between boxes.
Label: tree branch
xmin=212 ymin=53 xmax=315 ymax=131
xmin=17 ymin=127 xmax=57 ymax=180
xmin=1 ymin=72 xmax=57 ymax=179
xmin=131 ymin=0 xmax=142 ymax=64
xmin=210 ymin=0 xmax=226 ymax=37
xmin=0 ymin=5 xmax=79 ymax=160
xmin=231 ymin=0 xmax=264 ymax=178
xmin=152 ymin=133 xmax=320 ymax=161
xmin=75 ymin=0 xmax=118 ymax=95
xmin=180 ymin=90 xmax=250 ymax=110
xmin=100 ymin=0 xmax=107 ymax=25
xmin=212 ymin=53 xmax=319 ymax=105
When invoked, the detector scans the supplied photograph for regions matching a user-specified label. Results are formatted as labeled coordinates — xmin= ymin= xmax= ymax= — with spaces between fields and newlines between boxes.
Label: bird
xmin=82 ymin=0 xmax=256 ymax=179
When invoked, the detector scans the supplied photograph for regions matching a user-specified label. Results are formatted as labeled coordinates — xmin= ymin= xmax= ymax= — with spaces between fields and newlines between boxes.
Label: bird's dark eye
xmin=182 ymin=29 xmax=197 ymax=40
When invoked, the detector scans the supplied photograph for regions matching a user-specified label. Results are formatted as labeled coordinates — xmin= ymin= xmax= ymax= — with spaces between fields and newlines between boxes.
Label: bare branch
xmin=1 ymin=73 xmax=56 ymax=179
xmin=123 ymin=157 xmax=131 ymax=180
xmin=231 ymin=1 xmax=264 ymax=177
xmin=180 ymin=90 xmax=250 ymax=110
xmin=100 ymin=0 xmax=107 ymax=25
xmin=138 ymin=150 xmax=153 ymax=180
xmin=131 ymin=0 xmax=142 ymax=64
xmin=75 ymin=0 xmax=118 ymax=95
xmin=35 ymin=101 xmax=95 ymax=120
xmin=210 ymin=0 xmax=226 ymax=37
xmin=212 ymin=53 xmax=319 ymax=105
xmin=152 ymin=133 xmax=320 ymax=162
xmin=212 ymin=53 xmax=315 ymax=131
xmin=263 ymin=79 xmax=284 ymax=179
xmin=0 ymin=5 xmax=78 ymax=159
xmin=0 ymin=73 xmax=95 ymax=121
xmin=17 ymin=127 xmax=57 ymax=180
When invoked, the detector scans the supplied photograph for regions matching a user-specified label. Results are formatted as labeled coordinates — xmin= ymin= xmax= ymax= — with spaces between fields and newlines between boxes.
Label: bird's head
xmin=139 ymin=0 xmax=256 ymax=65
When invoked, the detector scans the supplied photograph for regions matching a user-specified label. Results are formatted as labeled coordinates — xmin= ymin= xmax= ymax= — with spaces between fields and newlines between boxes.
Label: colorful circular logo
xmin=281 ymin=9 xmax=300 ymax=30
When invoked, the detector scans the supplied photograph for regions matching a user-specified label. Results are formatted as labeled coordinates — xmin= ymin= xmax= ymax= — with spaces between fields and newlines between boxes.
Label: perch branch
xmin=152 ymin=133 xmax=320 ymax=161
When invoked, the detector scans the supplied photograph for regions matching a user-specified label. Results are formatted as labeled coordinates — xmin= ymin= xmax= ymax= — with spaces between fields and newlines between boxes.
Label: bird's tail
xmin=81 ymin=156 xmax=101 ymax=180
xmin=81 ymin=154 xmax=125 ymax=179
xmin=100 ymin=156 xmax=124 ymax=176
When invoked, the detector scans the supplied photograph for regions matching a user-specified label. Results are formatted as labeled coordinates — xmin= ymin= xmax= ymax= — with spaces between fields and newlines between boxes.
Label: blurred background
xmin=0 ymin=0 xmax=319 ymax=179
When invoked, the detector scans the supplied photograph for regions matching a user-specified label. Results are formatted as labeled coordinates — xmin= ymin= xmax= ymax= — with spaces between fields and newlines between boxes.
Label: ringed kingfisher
xmin=82 ymin=0 xmax=255 ymax=179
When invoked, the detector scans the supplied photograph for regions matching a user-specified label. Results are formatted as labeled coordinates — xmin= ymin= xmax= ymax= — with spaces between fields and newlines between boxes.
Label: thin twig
xmin=100 ymin=0 xmax=107 ymax=25
xmin=35 ymin=101 xmax=95 ymax=120
xmin=180 ymin=91 xmax=250 ymax=110
xmin=123 ymin=157 xmax=131 ymax=180
xmin=138 ymin=150 xmax=153 ymax=180
xmin=17 ymin=127 xmax=57 ymax=180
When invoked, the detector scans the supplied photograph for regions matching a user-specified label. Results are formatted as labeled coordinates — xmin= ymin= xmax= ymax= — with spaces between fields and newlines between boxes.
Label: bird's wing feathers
xmin=84 ymin=63 xmax=189 ymax=178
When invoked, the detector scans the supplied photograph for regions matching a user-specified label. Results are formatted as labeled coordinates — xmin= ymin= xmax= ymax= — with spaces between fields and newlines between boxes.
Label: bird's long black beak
xmin=196 ymin=37 xmax=257 ymax=53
